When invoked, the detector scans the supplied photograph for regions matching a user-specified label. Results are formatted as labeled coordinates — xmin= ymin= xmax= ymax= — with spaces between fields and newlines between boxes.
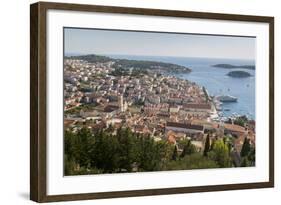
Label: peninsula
xmin=66 ymin=54 xmax=192 ymax=74
xmin=212 ymin=64 xmax=255 ymax=70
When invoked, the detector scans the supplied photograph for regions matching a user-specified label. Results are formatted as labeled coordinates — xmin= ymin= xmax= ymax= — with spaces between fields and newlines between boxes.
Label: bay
xmin=110 ymin=55 xmax=256 ymax=120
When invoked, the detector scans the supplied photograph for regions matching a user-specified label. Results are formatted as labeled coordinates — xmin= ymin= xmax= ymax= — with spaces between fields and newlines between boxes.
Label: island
xmin=66 ymin=54 xmax=192 ymax=74
xmin=212 ymin=64 xmax=255 ymax=70
xmin=227 ymin=70 xmax=251 ymax=78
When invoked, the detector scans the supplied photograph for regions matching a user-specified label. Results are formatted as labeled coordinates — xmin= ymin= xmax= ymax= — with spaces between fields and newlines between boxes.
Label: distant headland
xmin=212 ymin=64 xmax=255 ymax=70
xmin=65 ymin=54 xmax=192 ymax=74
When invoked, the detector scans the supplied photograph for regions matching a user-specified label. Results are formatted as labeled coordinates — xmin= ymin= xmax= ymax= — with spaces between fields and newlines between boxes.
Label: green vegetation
xmin=134 ymin=99 xmax=145 ymax=106
xmin=165 ymin=153 xmax=219 ymax=170
xmin=240 ymin=137 xmax=255 ymax=166
xmin=179 ymin=139 xmax=197 ymax=158
xmin=225 ymin=115 xmax=249 ymax=127
xmin=66 ymin=54 xmax=191 ymax=74
xmin=65 ymin=106 xmax=83 ymax=115
xmin=64 ymin=128 xmax=242 ymax=175
xmin=110 ymin=67 xmax=148 ymax=77
xmin=113 ymin=58 xmax=191 ymax=73
xmin=208 ymin=139 xmax=232 ymax=167
xmin=227 ymin=71 xmax=251 ymax=78
xmin=234 ymin=115 xmax=248 ymax=127
xmin=171 ymin=145 xmax=178 ymax=161
xmin=66 ymin=54 xmax=112 ymax=63
xmin=212 ymin=64 xmax=255 ymax=70
xmin=64 ymin=128 xmax=174 ymax=175
xmin=65 ymin=104 xmax=97 ymax=115
xmin=203 ymin=134 xmax=211 ymax=157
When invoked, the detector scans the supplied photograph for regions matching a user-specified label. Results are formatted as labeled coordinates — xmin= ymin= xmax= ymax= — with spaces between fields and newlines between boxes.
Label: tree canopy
xmin=64 ymin=128 xmax=252 ymax=175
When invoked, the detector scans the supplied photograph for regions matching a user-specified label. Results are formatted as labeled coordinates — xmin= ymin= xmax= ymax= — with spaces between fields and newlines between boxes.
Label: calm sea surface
xmin=110 ymin=55 xmax=256 ymax=120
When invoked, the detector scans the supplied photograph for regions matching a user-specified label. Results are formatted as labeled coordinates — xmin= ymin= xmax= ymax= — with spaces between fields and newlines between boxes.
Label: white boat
xmin=216 ymin=95 xmax=237 ymax=102
xmin=216 ymin=106 xmax=222 ymax=111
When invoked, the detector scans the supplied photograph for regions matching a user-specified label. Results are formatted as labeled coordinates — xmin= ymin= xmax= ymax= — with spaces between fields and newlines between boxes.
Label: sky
xmin=64 ymin=28 xmax=256 ymax=60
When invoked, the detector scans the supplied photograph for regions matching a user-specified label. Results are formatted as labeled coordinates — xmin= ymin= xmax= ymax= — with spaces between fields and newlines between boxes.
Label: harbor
xmin=116 ymin=55 xmax=256 ymax=120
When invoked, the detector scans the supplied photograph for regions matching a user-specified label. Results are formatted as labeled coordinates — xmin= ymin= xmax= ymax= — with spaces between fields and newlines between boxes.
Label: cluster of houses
xmin=64 ymin=58 xmax=255 ymax=163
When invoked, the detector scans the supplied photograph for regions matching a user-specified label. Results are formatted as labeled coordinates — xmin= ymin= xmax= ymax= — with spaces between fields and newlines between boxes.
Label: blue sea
xmin=110 ymin=55 xmax=256 ymax=120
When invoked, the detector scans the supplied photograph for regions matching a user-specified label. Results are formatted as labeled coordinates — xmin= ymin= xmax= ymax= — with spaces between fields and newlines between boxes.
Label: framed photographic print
xmin=30 ymin=1 xmax=274 ymax=202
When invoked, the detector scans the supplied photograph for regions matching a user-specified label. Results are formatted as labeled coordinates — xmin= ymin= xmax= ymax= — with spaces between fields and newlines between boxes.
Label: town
xmin=63 ymin=55 xmax=256 ymax=175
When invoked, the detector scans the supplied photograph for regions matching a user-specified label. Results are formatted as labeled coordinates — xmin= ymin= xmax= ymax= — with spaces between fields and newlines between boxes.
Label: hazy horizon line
xmin=64 ymin=52 xmax=255 ymax=62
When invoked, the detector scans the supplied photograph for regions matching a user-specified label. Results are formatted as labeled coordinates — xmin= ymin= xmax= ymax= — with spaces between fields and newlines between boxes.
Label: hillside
xmin=66 ymin=54 xmax=192 ymax=73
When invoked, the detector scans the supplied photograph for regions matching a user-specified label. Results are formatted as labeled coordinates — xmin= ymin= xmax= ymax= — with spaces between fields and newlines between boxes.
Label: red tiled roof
xmin=166 ymin=121 xmax=204 ymax=131
xmin=183 ymin=103 xmax=211 ymax=110
xmin=64 ymin=119 xmax=75 ymax=127
xmin=224 ymin=123 xmax=246 ymax=133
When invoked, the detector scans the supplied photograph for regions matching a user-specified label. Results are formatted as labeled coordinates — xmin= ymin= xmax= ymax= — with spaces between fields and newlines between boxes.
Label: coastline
xmin=65 ymin=54 xmax=255 ymax=121
xmin=108 ymin=54 xmax=255 ymax=120
xmin=63 ymin=55 xmax=256 ymax=175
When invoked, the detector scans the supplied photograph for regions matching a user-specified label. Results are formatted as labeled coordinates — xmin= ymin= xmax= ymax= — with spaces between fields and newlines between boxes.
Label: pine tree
xmin=248 ymin=147 xmax=255 ymax=165
xmin=240 ymin=137 xmax=251 ymax=158
xmin=172 ymin=145 xmax=178 ymax=161
xmin=203 ymin=134 xmax=210 ymax=156
xmin=240 ymin=157 xmax=250 ymax=167
xmin=180 ymin=145 xmax=186 ymax=158
xmin=208 ymin=139 xmax=231 ymax=167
